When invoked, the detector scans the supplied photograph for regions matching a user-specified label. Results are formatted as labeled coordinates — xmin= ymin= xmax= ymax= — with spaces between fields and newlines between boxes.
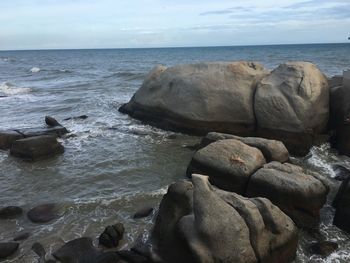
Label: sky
xmin=0 ymin=0 xmax=349 ymax=50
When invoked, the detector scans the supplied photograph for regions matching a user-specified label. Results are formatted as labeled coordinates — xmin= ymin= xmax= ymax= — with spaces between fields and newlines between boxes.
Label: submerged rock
xmin=16 ymin=126 xmax=68 ymax=138
xmin=53 ymin=237 xmax=120 ymax=263
xmin=201 ymin=132 xmax=289 ymax=163
xmin=119 ymin=62 xmax=269 ymax=136
xmin=310 ymin=241 xmax=338 ymax=257
xmin=187 ymin=139 xmax=266 ymax=193
xmin=0 ymin=130 xmax=24 ymax=150
xmin=247 ymin=162 xmax=329 ymax=228
xmin=133 ymin=207 xmax=154 ymax=219
xmin=0 ymin=242 xmax=19 ymax=260
xmin=32 ymin=242 xmax=46 ymax=260
xmin=149 ymin=174 xmax=298 ymax=263
xmin=99 ymin=223 xmax=125 ymax=248
xmin=13 ymin=232 xmax=30 ymax=241
xmin=63 ymin=115 xmax=88 ymax=121
xmin=0 ymin=206 xmax=23 ymax=219
xmin=10 ymin=135 xmax=64 ymax=160
xmin=27 ymin=203 xmax=58 ymax=223
xmin=254 ymin=62 xmax=329 ymax=155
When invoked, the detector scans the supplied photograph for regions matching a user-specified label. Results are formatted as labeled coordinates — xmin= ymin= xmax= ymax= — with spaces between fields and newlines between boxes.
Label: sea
xmin=0 ymin=43 xmax=350 ymax=262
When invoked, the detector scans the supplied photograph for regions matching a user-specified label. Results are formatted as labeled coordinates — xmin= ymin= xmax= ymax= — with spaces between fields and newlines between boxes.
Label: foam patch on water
xmin=30 ymin=67 xmax=41 ymax=73
xmin=0 ymin=82 xmax=32 ymax=96
xmin=306 ymin=143 xmax=338 ymax=178
xmin=71 ymin=185 xmax=168 ymax=206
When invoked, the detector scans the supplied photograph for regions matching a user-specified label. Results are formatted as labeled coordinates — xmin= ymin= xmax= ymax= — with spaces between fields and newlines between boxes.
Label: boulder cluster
xmin=188 ymin=133 xmax=329 ymax=228
xmin=0 ymin=116 xmax=67 ymax=161
xmin=132 ymin=134 xmax=331 ymax=263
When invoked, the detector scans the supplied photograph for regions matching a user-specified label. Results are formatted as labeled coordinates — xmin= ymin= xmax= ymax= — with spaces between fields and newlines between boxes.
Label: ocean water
xmin=0 ymin=43 xmax=350 ymax=262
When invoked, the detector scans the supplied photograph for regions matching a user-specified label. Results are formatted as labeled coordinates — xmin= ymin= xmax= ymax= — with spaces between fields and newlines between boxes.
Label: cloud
xmin=200 ymin=6 xmax=251 ymax=16
xmin=285 ymin=0 xmax=347 ymax=9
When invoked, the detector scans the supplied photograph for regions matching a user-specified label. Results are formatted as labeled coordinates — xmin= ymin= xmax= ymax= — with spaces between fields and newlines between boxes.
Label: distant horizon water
xmin=1 ymin=41 xmax=349 ymax=52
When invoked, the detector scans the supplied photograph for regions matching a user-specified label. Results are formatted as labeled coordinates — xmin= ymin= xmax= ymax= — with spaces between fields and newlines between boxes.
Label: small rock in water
xmin=27 ymin=204 xmax=58 ymax=223
xmin=99 ymin=223 xmax=125 ymax=248
xmin=32 ymin=242 xmax=46 ymax=258
xmin=53 ymin=237 xmax=117 ymax=263
xmin=133 ymin=207 xmax=154 ymax=219
xmin=0 ymin=206 xmax=23 ymax=219
xmin=10 ymin=135 xmax=64 ymax=161
xmin=310 ymin=241 xmax=338 ymax=256
xmin=63 ymin=115 xmax=88 ymax=121
xmin=0 ymin=242 xmax=19 ymax=260
xmin=45 ymin=116 xmax=62 ymax=127
xmin=13 ymin=232 xmax=30 ymax=241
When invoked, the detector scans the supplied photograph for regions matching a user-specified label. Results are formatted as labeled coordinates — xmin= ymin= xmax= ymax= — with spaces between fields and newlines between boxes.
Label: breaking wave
xmin=30 ymin=67 xmax=41 ymax=73
xmin=0 ymin=82 xmax=32 ymax=96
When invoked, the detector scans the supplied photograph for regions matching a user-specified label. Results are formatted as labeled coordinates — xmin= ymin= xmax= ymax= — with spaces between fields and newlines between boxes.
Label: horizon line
xmin=0 ymin=41 xmax=349 ymax=52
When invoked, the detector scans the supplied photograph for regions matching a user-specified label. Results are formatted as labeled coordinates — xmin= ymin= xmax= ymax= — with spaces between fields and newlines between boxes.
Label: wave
xmin=30 ymin=67 xmax=41 ymax=73
xmin=30 ymin=67 xmax=72 ymax=74
xmin=105 ymin=71 xmax=145 ymax=81
xmin=0 ymin=82 xmax=32 ymax=96
xmin=0 ymin=57 xmax=16 ymax=62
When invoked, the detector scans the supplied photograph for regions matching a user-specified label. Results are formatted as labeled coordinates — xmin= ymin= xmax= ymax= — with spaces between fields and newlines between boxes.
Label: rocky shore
xmin=1 ymin=61 xmax=350 ymax=262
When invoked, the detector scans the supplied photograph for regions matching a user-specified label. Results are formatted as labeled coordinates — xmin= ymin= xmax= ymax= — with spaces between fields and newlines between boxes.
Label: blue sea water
xmin=0 ymin=43 xmax=350 ymax=262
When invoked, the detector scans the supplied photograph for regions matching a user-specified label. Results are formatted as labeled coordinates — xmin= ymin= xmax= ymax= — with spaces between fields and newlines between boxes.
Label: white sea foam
xmin=0 ymin=82 xmax=32 ymax=95
xmin=30 ymin=67 xmax=41 ymax=73
xmin=307 ymin=143 xmax=338 ymax=178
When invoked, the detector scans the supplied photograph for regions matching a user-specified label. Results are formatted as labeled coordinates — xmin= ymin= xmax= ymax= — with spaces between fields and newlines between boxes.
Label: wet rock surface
xmin=0 ymin=130 xmax=24 ymax=150
xmin=63 ymin=115 xmax=88 ymax=121
xmin=27 ymin=204 xmax=58 ymax=223
xmin=0 ymin=242 xmax=19 ymax=260
xmin=117 ymin=250 xmax=150 ymax=263
xmin=98 ymin=223 xmax=125 ymax=248
xmin=309 ymin=241 xmax=338 ymax=257
xmin=45 ymin=116 xmax=62 ymax=127
xmin=133 ymin=207 xmax=154 ymax=219
xmin=53 ymin=237 xmax=120 ymax=263
xmin=13 ymin=232 xmax=30 ymax=241
xmin=0 ymin=206 xmax=23 ymax=219
xmin=10 ymin=135 xmax=64 ymax=160
xmin=333 ymin=172 xmax=350 ymax=233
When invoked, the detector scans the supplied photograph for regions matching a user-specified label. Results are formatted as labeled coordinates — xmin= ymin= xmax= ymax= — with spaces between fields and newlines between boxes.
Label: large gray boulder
xmin=246 ymin=162 xmax=329 ymax=228
xmin=254 ymin=62 xmax=329 ymax=155
xmin=187 ymin=139 xmax=266 ymax=194
xmin=201 ymin=132 xmax=289 ymax=163
xmin=10 ymin=135 xmax=64 ymax=160
xmin=119 ymin=62 xmax=269 ymax=135
xmin=149 ymin=174 xmax=298 ymax=263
